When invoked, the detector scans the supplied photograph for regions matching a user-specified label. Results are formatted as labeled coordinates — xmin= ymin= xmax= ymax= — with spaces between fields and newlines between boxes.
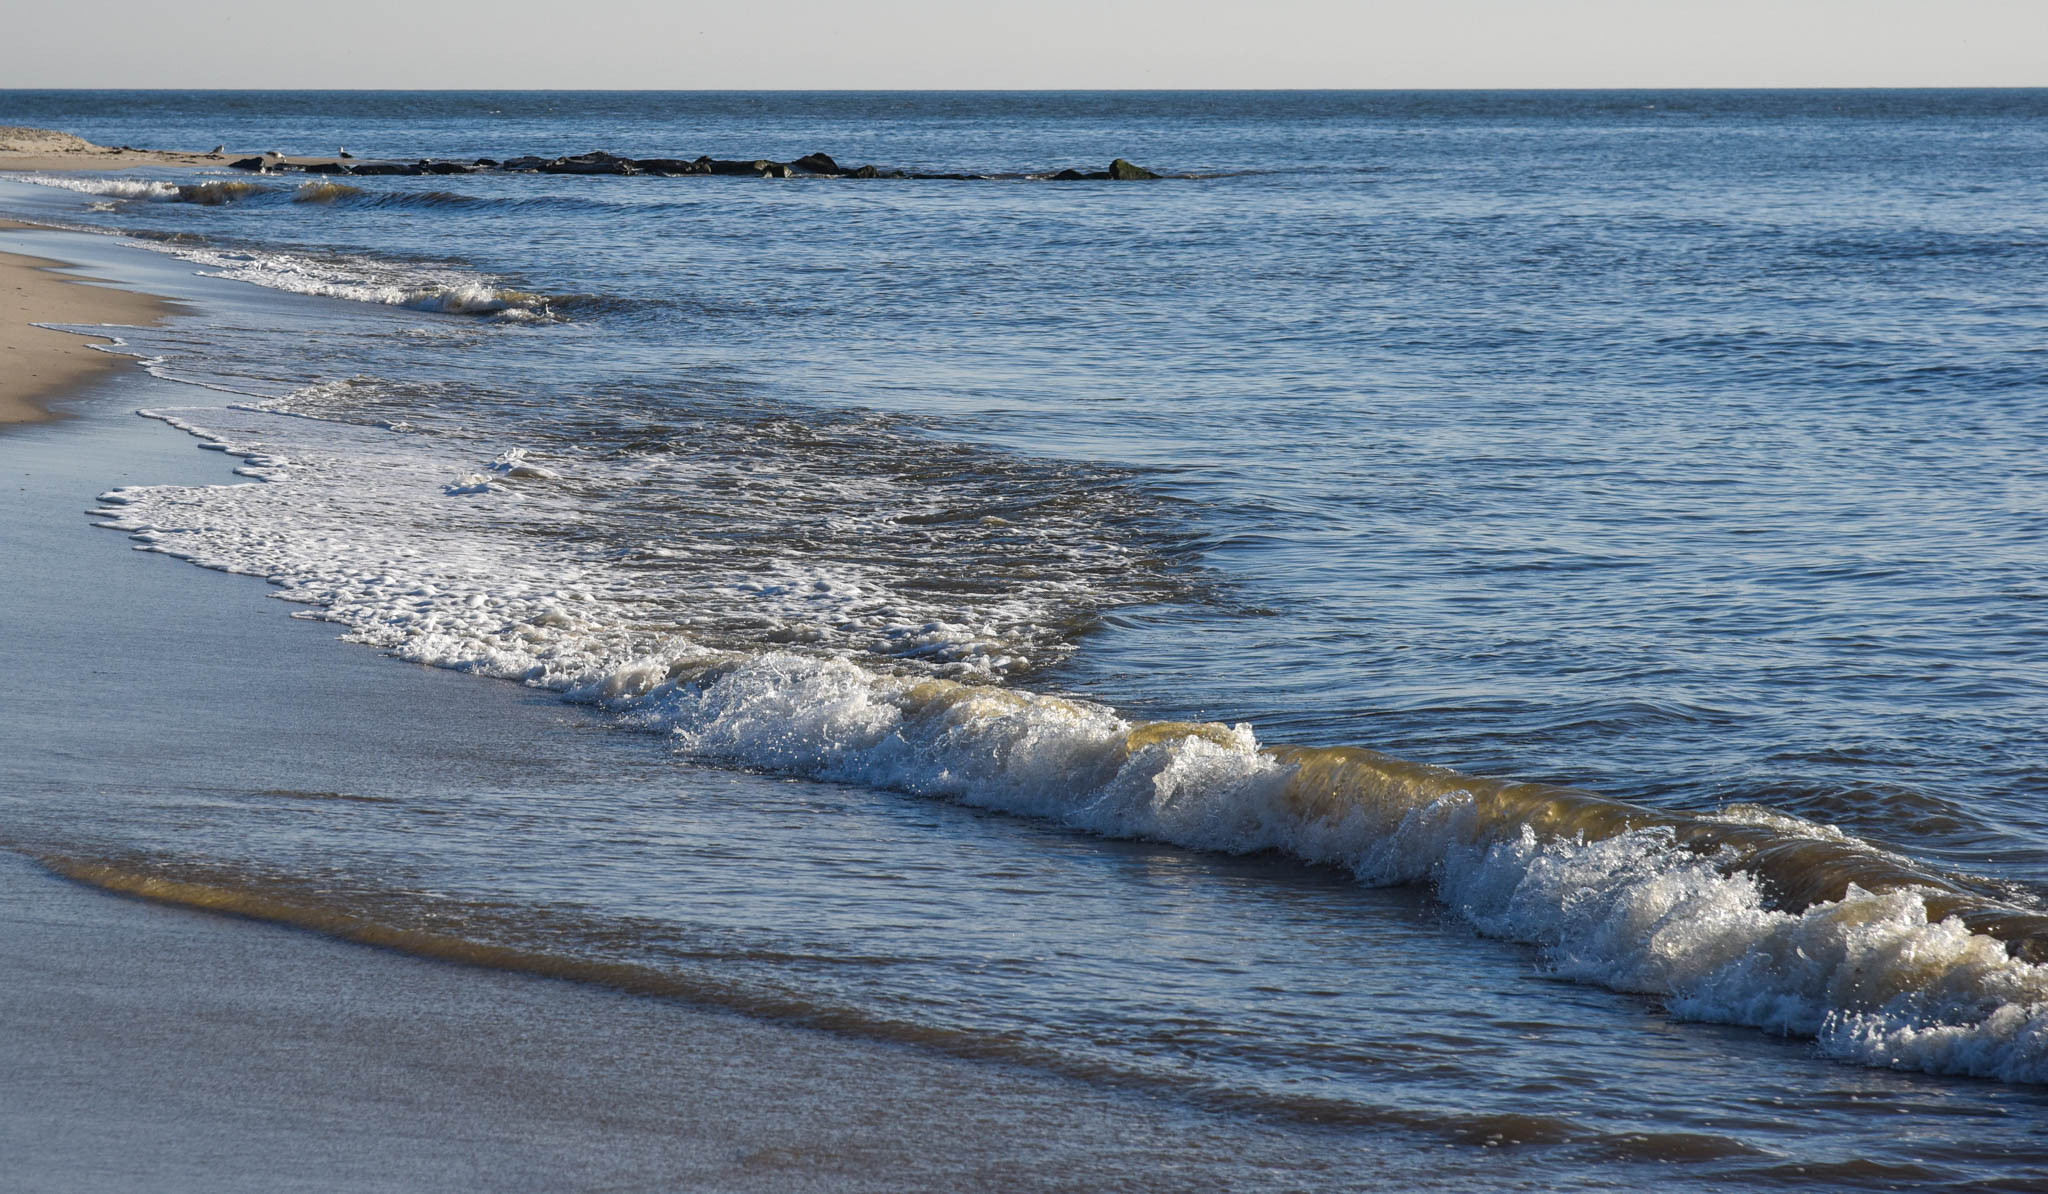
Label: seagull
xmin=338 ymin=146 xmax=354 ymax=159
xmin=210 ymin=144 xmax=224 ymax=156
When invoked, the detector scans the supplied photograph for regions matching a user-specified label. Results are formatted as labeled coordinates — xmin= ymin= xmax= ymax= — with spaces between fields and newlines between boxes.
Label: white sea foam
xmin=13 ymin=174 xmax=556 ymax=317
xmin=157 ymin=246 xmax=551 ymax=318
xmin=91 ymin=398 xmax=2048 ymax=1087
xmin=17 ymin=174 xmax=180 ymax=200
xmin=101 ymin=396 xmax=1108 ymax=677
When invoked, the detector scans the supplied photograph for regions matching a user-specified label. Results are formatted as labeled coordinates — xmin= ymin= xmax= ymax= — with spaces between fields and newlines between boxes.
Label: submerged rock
xmin=1107 ymin=158 xmax=1160 ymax=180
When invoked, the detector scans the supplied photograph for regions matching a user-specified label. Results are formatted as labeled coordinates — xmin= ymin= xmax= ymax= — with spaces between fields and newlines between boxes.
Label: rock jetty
xmin=226 ymin=151 xmax=1178 ymax=181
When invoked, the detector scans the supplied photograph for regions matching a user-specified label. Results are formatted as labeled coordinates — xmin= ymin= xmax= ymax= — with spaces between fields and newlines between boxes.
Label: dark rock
xmin=542 ymin=151 xmax=637 ymax=175
xmin=213 ymin=145 xmax=1171 ymax=185
xmin=633 ymin=158 xmax=709 ymax=175
xmin=703 ymin=158 xmax=792 ymax=177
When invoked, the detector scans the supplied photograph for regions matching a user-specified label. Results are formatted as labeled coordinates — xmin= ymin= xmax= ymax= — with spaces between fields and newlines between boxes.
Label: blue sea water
xmin=2 ymin=91 xmax=2046 ymax=1188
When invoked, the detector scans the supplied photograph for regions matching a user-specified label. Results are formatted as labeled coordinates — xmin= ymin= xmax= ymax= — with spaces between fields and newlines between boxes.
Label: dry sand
xmin=0 ymin=125 xmax=244 ymax=172
xmin=0 ymin=126 xmax=345 ymax=174
xmin=0 ymin=220 xmax=179 ymax=425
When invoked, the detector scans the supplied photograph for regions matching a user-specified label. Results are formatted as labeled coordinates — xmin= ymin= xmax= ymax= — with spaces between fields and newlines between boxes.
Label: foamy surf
xmin=90 ymin=401 xmax=2048 ymax=1088
xmin=9 ymin=176 xmax=561 ymax=318
xmin=17 ymin=173 xmax=274 ymax=205
xmin=158 ymin=244 xmax=559 ymax=319
xmin=17 ymin=173 xmax=182 ymax=201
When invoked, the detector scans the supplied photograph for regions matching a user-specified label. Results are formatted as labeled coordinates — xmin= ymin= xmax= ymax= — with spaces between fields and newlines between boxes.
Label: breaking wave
xmin=15 ymin=174 xmax=182 ymax=201
xmin=15 ymin=173 xmax=275 ymax=205
xmin=87 ymin=401 xmax=2048 ymax=1087
xmin=157 ymin=244 xmax=569 ymax=319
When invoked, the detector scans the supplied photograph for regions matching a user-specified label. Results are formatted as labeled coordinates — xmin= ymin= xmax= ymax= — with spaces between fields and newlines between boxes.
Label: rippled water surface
xmin=3 ymin=90 xmax=2046 ymax=1188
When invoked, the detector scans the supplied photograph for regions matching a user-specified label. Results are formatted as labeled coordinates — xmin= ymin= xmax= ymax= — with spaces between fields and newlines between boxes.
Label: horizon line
xmin=5 ymin=84 xmax=2047 ymax=94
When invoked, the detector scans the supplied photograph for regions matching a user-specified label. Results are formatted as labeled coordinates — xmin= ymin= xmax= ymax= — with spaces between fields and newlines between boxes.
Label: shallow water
xmin=2 ymin=90 xmax=2046 ymax=1187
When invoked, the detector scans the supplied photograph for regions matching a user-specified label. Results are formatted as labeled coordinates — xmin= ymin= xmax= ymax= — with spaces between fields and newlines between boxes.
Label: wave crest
xmin=89 ymin=406 xmax=2048 ymax=1087
xmin=15 ymin=174 xmax=275 ymax=205
xmin=160 ymin=245 xmax=565 ymax=320
xmin=622 ymin=653 xmax=2048 ymax=1084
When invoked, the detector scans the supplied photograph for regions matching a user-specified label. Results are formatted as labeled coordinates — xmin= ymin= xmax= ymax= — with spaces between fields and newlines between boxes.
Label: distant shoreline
xmin=0 ymin=124 xmax=240 ymax=173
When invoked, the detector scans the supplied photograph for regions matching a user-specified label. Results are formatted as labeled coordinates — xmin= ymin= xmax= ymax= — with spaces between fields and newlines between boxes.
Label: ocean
xmin=2 ymin=89 xmax=2045 ymax=1189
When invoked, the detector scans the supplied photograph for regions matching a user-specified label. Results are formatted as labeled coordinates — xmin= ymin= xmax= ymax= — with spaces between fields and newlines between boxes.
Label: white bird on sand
xmin=210 ymin=144 xmax=224 ymax=156
xmin=338 ymin=146 xmax=354 ymax=159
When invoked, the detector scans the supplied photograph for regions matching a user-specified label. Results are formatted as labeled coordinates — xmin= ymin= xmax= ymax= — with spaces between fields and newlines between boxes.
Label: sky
xmin=10 ymin=0 xmax=2046 ymax=89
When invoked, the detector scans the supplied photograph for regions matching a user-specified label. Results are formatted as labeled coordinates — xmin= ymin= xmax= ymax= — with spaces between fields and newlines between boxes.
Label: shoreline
xmin=0 ymin=224 xmax=1436 ymax=1192
xmin=2 ymin=842 xmax=1405 ymax=1192
xmin=0 ymin=219 xmax=177 ymax=426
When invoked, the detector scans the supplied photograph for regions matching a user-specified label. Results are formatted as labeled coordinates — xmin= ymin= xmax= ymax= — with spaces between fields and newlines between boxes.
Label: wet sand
xmin=7 ymin=845 xmax=1376 ymax=1194
xmin=0 ymin=221 xmax=177 ymax=425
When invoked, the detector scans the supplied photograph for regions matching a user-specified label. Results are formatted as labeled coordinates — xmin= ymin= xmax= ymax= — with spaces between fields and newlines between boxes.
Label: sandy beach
xmin=0 ymin=125 xmax=249 ymax=173
xmin=0 ymin=126 xmax=247 ymax=426
xmin=0 ymin=221 xmax=176 ymax=425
